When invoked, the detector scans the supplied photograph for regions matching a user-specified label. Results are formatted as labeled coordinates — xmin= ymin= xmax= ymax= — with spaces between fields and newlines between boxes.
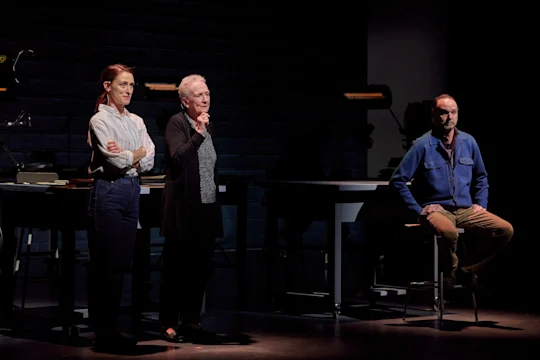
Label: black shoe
xmin=162 ymin=328 xmax=184 ymax=343
xmin=0 ymin=312 xmax=13 ymax=331
xmin=178 ymin=324 xmax=216 ymax=344
xmin=457 ymin=268 xmax=478 ymax=290
xmin=93 ymin=332 xmax=137 ymax=353
xmin=442 ymin=274 xmax=457 ymax=288
xmin=442 ymin=268 xmax=457 ymax=288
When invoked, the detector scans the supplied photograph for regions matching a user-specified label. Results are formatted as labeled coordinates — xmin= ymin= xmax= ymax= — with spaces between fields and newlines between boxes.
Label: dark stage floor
xmin=2 ymin=246 xmax=539 ymax=359
xmin=1 ymin=300 xmax=540 ymax=359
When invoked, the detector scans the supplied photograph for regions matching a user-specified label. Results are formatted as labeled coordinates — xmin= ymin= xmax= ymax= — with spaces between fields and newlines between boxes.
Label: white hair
xmin=178 ymin=74 xmax=206 ymax=98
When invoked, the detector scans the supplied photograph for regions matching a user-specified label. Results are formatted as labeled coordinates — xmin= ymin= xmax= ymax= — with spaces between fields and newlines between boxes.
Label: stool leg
xmin=433 ymin=234 xmax=439 ymax=301
xmin=21 ymin=228 xmax=33 ymax=321
xmin=458 ymin=229 xmax=479 ymax=324
xmin=403 ymin=280 xmax=412 ymax=320
xmin=13 ymin=228 xmax=25 ymax=275
xmin=471 ymin=292 xmax=478 ymax=323
xmin=438 ymin=271 xmax=444 ymax=324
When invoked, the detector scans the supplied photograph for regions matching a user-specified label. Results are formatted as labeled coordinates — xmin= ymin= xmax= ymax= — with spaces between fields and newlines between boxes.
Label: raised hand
xmin=195 ymin=112 xmax=210 ymax=134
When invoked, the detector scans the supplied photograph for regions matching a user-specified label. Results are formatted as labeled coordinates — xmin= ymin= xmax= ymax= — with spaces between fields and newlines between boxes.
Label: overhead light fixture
xmin=343 ymin=84 xmax=405 ymax=135
xmin=343 ymin=84 xmax=392 ymax=109
xmin=144 ymin=82 xmax=178 ymax=91
xmin=344 ymin=92 xmax=385 ymax=100
xmin=143 ymin=82 xmax=179 ymax=100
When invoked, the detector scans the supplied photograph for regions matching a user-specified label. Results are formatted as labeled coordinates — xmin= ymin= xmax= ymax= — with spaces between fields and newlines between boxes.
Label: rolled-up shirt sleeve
xmin=89 ymin=116 xmax=133 ymax=169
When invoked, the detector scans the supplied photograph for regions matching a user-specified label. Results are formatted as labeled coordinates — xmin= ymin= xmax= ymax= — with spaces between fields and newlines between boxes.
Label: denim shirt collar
xmin=428 ymin=128 xmax=460 ymax=146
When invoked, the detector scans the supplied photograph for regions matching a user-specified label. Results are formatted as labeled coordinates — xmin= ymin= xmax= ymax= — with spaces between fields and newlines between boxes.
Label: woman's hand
xmin=107 ymin=140 xmax=121 ymax=153
xmin=195 ymin=112 xmax=210 ymax=134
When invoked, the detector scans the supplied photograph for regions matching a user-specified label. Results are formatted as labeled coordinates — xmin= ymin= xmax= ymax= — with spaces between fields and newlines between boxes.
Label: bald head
xmin=432 ymin=94 xmax=459 ymax=133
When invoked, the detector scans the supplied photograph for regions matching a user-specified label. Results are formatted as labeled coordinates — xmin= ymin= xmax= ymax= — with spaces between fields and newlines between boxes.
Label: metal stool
xmin=402 ymin=224 xmax=478 ymax=324
xmin=13 ymin=227 xmax=60 ymax=330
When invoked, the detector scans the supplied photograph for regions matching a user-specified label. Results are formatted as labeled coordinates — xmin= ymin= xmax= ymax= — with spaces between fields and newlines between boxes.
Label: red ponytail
xmin=94 ymin=91 xmax=107 ymax=113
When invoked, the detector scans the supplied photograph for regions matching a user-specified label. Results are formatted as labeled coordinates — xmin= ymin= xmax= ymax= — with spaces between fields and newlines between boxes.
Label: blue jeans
xmin=87 ymin=176 xmax=140 ymax=334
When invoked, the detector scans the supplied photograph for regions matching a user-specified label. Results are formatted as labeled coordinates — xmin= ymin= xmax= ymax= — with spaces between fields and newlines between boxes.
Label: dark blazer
xmin=160 ymin=111 xmax=223 ymax=240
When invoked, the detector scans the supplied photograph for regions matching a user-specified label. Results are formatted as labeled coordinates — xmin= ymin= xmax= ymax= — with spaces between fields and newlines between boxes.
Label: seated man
xmin=389 ymin=93 xmax=513 ymax=287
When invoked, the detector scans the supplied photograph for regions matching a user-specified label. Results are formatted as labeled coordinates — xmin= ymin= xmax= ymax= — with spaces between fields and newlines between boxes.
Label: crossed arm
xmin=87 ymin=115 xmax=155 ymax=174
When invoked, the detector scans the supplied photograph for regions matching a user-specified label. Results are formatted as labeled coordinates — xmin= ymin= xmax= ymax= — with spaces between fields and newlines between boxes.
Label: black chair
xmin=13 ymin=227 xmax=60 ymax=330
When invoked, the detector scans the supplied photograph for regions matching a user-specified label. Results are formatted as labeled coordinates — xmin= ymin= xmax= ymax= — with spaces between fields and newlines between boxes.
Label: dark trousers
xmin=87 ymin=177 xmax=140 ymax=335
xmin=419 ymin=206 xmax=514 ymax=277
xmin=159 ymin=205 xmax=216 ymax=328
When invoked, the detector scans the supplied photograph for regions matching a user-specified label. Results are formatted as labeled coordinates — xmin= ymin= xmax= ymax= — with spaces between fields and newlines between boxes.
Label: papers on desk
xmin=35 ymin=180 xmax=70 ymax=186
xmin=2 ymin=180 xmax=69 ymax=186
xmin=140 ymin=175 xmax=165 ymax=185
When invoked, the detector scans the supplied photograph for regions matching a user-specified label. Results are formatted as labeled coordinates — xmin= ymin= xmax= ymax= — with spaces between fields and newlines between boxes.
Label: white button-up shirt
xmin=88 ymin=104 xmax=155 ymax=176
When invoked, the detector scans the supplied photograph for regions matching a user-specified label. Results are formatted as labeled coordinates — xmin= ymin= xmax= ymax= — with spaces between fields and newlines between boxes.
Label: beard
xmin=443 ymin=122 xmax=454 ymax=129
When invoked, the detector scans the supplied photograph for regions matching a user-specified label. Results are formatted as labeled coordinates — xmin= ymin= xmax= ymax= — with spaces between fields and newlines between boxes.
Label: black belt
xmin=93 ymin=173 xmax=139 ymax=182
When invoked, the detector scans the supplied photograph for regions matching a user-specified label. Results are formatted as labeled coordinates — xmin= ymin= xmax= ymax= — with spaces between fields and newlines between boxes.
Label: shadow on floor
xmin=386 ymin=319 xmax=524 ymax=332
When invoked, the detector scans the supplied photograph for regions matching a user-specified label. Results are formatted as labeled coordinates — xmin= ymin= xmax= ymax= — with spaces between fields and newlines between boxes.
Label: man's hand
xmin=133 ymin=161 xmax=141 ymax=170
xmin=195 ymin=112 xmax=210 ymax=134
xmin=107 ymin=140 xmax=121 ymax=153
xmin=420 ymin=204 xmax=445 ymax=215
xmin=471 ymin=204 xmax=485 ymax=212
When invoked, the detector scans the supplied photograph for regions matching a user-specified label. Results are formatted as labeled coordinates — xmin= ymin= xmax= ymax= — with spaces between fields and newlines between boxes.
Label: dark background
xmin=1 ymin=1 xmax=534 ymax=311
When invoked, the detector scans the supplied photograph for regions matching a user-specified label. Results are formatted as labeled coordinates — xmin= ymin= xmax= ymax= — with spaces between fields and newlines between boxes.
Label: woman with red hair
xmin=86 ymin=63 xmax=155 ymax=352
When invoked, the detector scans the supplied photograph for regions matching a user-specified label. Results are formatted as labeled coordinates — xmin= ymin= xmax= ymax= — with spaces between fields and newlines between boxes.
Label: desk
xmin=0 ymin=180 xmax=248 ymax=335
xmin=261 ymin=180 xmax=398 ymax=318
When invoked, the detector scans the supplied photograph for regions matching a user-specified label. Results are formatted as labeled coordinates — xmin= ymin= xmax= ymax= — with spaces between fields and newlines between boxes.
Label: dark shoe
xmin=0 ymin=311 xmax=13 ymax=331
xmin=442 ymin=274 xmax=456 ymax=288
xmin=457 ymin=268 xmax=478 ymax=290
xmin=162 ymin=328 xmax=184 ymax=343
xmin=442 ymin=269 xmax=457 ymax=288
xmin=178 ymin=323 xmax=216 ymax=344
xmin=93 ymin=332 xmax=137 ymax=353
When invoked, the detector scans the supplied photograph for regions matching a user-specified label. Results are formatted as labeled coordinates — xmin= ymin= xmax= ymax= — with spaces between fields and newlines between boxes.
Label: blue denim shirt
xmin=389 ymin=129 xmax=488 ymax=215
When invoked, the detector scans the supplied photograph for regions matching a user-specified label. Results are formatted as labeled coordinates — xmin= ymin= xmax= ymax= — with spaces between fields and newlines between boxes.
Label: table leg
xmin=235 ymin=185 xmax=248 ymax=310
xmin=132 ymin=226 xmax=151 ymax=334
xmin=59 ymin=229 xmax=77 ymax=337
xmin=0 ymin=223 xmax=16 ymax=330
xmin=263 ymin=197 xmax=279 ymax=311
xmin=330 ymin=204 xmax=341 ymax=319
